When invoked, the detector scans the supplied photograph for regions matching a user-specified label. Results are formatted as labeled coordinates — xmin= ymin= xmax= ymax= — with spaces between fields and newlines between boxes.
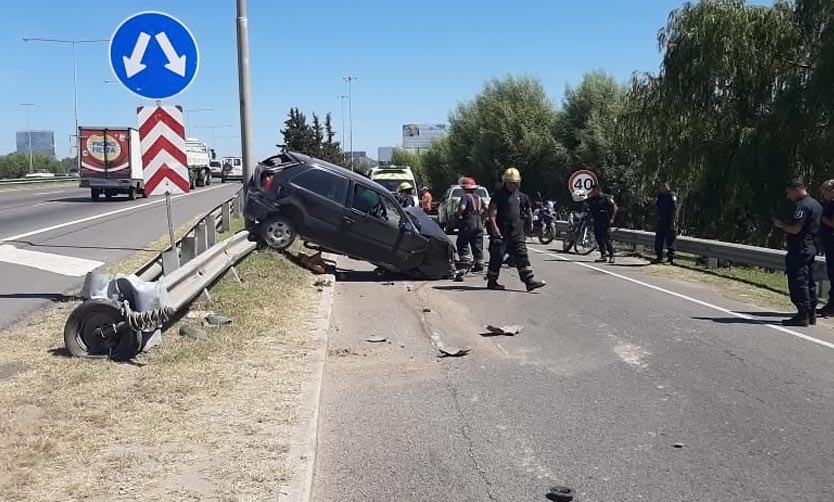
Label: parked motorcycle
xmin=562 ymin=210 xmax=597 ymax=255
xmin=536 ymin=201 xmax=557 ymax=245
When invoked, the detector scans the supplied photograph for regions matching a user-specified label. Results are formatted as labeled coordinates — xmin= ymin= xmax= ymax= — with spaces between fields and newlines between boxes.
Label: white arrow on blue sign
xmin=109 ymin=11 xmax=199 ymax=100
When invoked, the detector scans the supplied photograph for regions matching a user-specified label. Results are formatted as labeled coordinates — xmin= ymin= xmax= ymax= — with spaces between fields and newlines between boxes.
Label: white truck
xmin=78 ymin=127 xmax=146 ymax=201
xmin=185 ymin=138 xmax=215 ymax=188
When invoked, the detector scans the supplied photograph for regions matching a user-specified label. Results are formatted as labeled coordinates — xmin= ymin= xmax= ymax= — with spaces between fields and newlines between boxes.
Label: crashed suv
xmin=244 ymin=152 xmax=455 ymax=280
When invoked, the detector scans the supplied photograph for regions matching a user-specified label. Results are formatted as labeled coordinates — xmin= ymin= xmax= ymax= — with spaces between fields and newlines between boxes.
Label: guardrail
xmin=0 ymin=176 xmax=77 ymax=186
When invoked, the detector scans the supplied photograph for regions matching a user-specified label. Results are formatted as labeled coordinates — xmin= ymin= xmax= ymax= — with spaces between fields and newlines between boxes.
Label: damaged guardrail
xmin=63 ymin=188 xmax=254 ymax=361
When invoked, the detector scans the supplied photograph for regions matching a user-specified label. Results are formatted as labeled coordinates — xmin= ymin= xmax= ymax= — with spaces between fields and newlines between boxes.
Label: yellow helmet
xmin=399 ymin=181 xmax=413 ymax=191
xmin=502 ymin=167 xmax=521 ymax=183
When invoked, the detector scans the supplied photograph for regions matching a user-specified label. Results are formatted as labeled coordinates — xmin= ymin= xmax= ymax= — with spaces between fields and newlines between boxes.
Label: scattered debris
xmin=484 ymin=324 xmax=523 ymax=336
xmin=673 ymin=442 xmax=684 ymax=449
xmin=314 ymin=278 xmax=333 ymax=288
xmin=179 ymin=325 xmax=209 ymax=340
xmin=328 ymin=348 xmax=364 ymax=357
xmin=365 ymin=337 xmax=387 ymax=343
xmin=547 ymin=485 xmax=576 ymax=502
xmin=438 ymin=346 xmax=472 ymax=358
xmin=186 ymin=310 xmax=213 ymax=320
xmin=204 ymin=314 xmax=233 ymax=326
xmin=382 ymin=281 xmax=395 ymax=286
xmin=406 ymin=286 xmax=412 ymax=292
xmin=422 ymin=308 xmax=432 ymax=313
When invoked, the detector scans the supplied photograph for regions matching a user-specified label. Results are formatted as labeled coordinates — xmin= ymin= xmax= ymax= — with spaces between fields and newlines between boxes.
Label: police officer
xmin=817 ymin=180 xmax=834 ymax=316
xmin=772 ymin=180 xmax=822 ymax=326
xmin=396 ymin=182 xmax=415 ymax=208
xmin=486 ymin=167 xmax=546 ymax=291
xmin=654 ymin=182 xmax=678 ymax=264
xmin=455 ymin=177 xmax=485 ymax=273
xmin=586 ymin=184 xmax=618 ymax=263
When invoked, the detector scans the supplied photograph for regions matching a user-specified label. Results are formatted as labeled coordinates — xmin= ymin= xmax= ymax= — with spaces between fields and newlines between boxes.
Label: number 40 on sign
xmin=568 ymin=170 xmax=598 ymax=193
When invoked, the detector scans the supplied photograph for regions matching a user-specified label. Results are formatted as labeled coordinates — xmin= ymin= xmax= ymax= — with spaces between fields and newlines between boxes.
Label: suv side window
xmin=292 ymin=169 xmax=348 ymax=204
xmin=352 ymin=184 xmax=402 ymax=227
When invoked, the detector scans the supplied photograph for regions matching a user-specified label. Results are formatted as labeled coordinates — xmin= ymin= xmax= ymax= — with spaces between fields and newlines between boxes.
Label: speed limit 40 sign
xmin=568 ymin=169 xmax=598 ymax=193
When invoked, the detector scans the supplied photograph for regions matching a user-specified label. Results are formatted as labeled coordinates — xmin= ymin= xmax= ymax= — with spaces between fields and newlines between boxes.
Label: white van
xmin=369 ymin=165 xmax=419 ymax=206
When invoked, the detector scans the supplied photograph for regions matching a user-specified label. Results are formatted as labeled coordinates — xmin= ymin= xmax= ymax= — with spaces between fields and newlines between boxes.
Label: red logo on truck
xmin=79 ymin=129 xmax=131 ymax=178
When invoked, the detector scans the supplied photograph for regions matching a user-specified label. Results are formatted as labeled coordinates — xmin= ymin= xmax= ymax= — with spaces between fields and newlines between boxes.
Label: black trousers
xmin=786 ymin=250 xmax=817 ymax=314
xmin=823 ymin=239 xmax=834 ymax=304
xmin=487 ymin=233 xmax=533 ymax=283
xmin=655 ymin=222 xmax=677 ymax=259
xmin=594 ymin=223 xmax=614 ymax=258
xmin=456 ymin=225 xmax=484 ymax=265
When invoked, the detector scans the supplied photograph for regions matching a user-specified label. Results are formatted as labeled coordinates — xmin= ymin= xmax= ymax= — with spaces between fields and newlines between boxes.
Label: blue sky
xmin=0 ymin=0 xmax=759 ymax=160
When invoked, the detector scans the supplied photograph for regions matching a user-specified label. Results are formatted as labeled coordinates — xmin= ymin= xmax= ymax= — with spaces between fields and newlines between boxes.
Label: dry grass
xmin=0 ymin=180 xmax=77 ymax=193
xmin=0 ymin=237 xmax=319 ymax=501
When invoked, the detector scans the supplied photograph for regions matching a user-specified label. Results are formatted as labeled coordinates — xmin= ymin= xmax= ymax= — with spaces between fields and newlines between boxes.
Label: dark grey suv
xmin=244 ymin=152 xmax=455 ymax=280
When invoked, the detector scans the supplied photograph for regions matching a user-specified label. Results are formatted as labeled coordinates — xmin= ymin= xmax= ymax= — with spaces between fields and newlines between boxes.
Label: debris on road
xmin=204 ymin=314 xmax=233 ymax=326
xmin=186 ymin=309 xmax=213 ymax=320
xmin=438 ymin=346 xmax=472 ymax=358
xmin=673 ymin=442 xmax=684 ymax=449
xmin=547 ymin=485 xmax=576 ymax=501
xmin=484 ymin=324 xmax=523 ymax=336
xmin=365 ymin=337 xmax=388 ymax=343
xmin=422 ymin=308 xmax=432 ymax=313
xmin=314 ymin=278 xmax=333 ymax=288
xmin=179 ymin=325 xmax=209 ymax=340
xmin=299 ymin=252 xmax=328 ymax=274
xmin=382 ymin=281 xmax=396 ymax=286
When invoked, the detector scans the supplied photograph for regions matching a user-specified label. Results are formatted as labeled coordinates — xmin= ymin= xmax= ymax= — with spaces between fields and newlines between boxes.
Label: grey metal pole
xmin=165 ymin=191 xmax=176 ymax=251
xmin=21 ymin=103 xmax=34 ymax=174
xmin=72 ymin=42 xmax=79 ymax=143
xmin=338 ymin=95 xmax=347 ymax=162
xmin=343 ymin=76 xmax=357 ymax=171
xmin=236 ymin=0 xmax=255 ymax=190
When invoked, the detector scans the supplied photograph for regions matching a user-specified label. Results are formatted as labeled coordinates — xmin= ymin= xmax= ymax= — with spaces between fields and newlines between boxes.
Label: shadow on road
xmin=733 ymin=311 xmax=795 ymax=318
xmin=48 ymin=196 xmax=136 ymax=204
xmin=7 ymin=239 xmax=153 ymax=253
xmin=692 ymin=315 xmax=787 ymax=326
xmin=0 ymin=293 xmax=81 ymax=303
xmin=433 ymin=284 xmax=531 ymax=294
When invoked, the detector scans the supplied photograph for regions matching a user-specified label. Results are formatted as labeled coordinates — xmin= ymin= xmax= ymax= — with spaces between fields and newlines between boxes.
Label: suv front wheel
xmin=260 ymin=215 xmax=297 ymax=251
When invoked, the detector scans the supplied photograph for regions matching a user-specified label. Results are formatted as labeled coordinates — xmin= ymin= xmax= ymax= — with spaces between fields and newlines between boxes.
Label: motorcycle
xmin=562 ymin=210 xmax=597 ymax=255
xmin=537 ymin=201 xmax=557 ymax=245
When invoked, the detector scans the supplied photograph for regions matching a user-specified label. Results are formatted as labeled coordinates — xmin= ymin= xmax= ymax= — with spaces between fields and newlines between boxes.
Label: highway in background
xmin=0 ymin=183 xmax=241 ymax=330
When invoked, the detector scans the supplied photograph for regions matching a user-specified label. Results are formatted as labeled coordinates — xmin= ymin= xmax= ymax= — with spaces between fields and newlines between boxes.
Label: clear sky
xmin=0 ymin=0 xmax=753 ymax=161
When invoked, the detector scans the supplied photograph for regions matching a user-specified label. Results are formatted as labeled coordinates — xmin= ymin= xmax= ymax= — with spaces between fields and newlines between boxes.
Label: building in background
xmin=402 ymin=123 xmax=447 ymax=153
xmin=15 ymin=130 xmax=56 ymax=158
xmin=345 ymin=151 xmax=370 ymax=163
xmin=378 ymin=146 xmax=395 ymax=165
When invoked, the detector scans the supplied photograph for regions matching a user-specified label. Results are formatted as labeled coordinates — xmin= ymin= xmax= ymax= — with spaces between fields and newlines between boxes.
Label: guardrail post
xmin=707 ymin=257 xmax=718 ymax=270
xmin=162 ymin=249 xmax=179 ymax=275
xmin=237 ymin=190 xmax=245 ymax=216
xmin=195 ymin=221 xmax=208 ymax=255
xmin=181 ymin=236 xmax=197 ymax=264
xmin=206 ymin=217 xmax=217 ymax=248
xmin=221 ymin=202 xmax=231 ymax=232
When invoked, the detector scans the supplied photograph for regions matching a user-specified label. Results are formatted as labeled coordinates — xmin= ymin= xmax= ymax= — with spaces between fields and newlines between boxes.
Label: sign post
xmin=568 ymin=169 xmax=598 ymax=194
xmin=109 ymin=11 xmax=199 ymax=195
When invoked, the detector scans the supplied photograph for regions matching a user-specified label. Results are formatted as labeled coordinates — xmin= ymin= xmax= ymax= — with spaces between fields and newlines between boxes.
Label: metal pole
xmin=343 ymin=77 xmax=356 ymax=171
xmin=236 ymin=0 xmax=255 ymax=190
xmin=21 ymin=103 xmax=34 ymax=174
xmin=338 ymin=95 xmax=347 ymax=163
xmin=165 ymin=191 xmax=176 ymax=251
xmin=72 ymin=42 xmax=79 ymax=143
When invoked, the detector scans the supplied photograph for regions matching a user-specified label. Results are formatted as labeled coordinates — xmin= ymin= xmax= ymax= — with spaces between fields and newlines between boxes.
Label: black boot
xmin=783 ymin=312 xmax=810 ymax=327
xmin=525 ymin=278 xmax=546 ymax=292
xmin=472 ymin=263 xmax=484 ymax=273
xmin=817 ymin=303 xmax=834 ymax=317
xmin=487 ymin=279 xmax=505 ymax=290
xmin=810 ymin=311 xmax=817 ymax=326
xmin=595 ymin=255 xmax=607 ymax=263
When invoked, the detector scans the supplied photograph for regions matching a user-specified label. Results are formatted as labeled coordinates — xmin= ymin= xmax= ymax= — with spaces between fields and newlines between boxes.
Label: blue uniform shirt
xmin=787 ymin=195 xmax=822 ymax=254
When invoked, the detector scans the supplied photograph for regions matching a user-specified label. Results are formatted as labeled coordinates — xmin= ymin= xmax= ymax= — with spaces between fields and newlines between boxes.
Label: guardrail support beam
xmin=221 ymin=202 xmax=231 ymax=232
xmin=195 ymin=222 xmax=208 ymax=255
xmin=181 ymin=236 xmax=197 ymax=264
xmin=707 ymin=257 xmax=718 ymax=270
xmin=206 ymin=218 xmax=217 ymax=247
xmin=162 ymin=249 xmax=179 ymax=275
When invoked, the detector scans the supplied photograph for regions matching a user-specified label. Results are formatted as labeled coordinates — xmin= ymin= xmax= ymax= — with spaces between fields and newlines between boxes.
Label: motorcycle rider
xmin=455 ymin=177 xmax=485 ymax=273
xmin=486 ymin=167 xmax=546 ymax=291
xmin=396 ymin=182 xmax=415 ymax=208
xmin=587 ymin=184 xmax=618 ymax=263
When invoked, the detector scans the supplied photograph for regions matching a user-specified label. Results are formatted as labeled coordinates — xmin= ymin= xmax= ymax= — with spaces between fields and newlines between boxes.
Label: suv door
xmin=288 ymin=168 xmax=349 ymax=250
xmin=343 ymin=182 xmax=405 ymax=266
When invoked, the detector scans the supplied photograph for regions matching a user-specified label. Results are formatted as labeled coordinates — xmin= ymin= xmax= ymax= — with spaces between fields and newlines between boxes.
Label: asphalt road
xmin=313 ymin=245 xmax=834 ymax=502
xmin=0 ymin=183 xmax=241 ymax=330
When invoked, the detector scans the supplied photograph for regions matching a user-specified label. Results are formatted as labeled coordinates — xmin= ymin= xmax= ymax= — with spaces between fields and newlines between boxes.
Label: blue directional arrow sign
xmin=109 ymin=11 xmax=199 ymax=100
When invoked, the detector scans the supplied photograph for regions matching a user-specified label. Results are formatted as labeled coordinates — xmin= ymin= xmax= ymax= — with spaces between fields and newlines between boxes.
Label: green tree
xmin=320 ymin=113 xmax=344 ymax=165
xmin=390 ymin=148 xmax=425 ymax=185
xmin=281 ymin=107 xmax=316 ymax=155
xmin=421 ymin=136 xmax=454 ymax=193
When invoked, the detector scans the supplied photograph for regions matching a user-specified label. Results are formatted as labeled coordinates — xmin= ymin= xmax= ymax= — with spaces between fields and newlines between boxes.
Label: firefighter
xmin=396 ymin=182 xmax=415 ymax=208
xmin=486 ymin=167 xmax=546 ymax=291
xmin=455 ymin=177 xmax=485 ymax=272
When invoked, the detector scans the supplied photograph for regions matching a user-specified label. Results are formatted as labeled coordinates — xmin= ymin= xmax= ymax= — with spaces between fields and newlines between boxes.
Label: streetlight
xmin=342 ymin=76 xmax=357 ymax=171
xmin=236 ymin=0 xmax=256 ymax=188
xmin=184 ymin=108 xmax=214 ymax=136
xmin=20 ymin=103 xmax=35 ymax=174
xmin=194 ymin=125 xmax=233 ymax=146
xmin=337 ymin=95 xmax=347 ymax=161
xmin=22 ymin=37 xmax=109 ymax=158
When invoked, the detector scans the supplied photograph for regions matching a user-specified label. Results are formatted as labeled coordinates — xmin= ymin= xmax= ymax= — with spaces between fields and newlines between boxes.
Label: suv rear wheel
xmin=261 ymin=215 xmax=297 ymax=251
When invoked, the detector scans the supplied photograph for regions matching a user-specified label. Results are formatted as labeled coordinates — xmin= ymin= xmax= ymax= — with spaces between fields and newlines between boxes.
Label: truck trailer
xmin=78 ymin=127 xmax=145 ymax=201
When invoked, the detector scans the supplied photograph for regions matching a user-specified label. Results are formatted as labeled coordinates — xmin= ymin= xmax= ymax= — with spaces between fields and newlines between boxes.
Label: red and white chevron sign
xmin=138 ymin=105 xmax=190 ymax=195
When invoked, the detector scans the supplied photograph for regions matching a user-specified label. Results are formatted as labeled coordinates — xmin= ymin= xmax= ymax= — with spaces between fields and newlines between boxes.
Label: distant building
xmin=402 ymin=123 xmax=447 ymax=153
xmin=345 ymin=151 xmax=369 ymax=162
xmin=378 ymin=147 xmax=396 ymax=165
xmin=16 ymin=130 xmax=55 ymax=158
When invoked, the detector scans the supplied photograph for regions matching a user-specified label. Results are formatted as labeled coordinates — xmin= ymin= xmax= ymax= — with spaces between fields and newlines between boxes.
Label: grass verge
xmin=0 ymin=226 xmax=320 ymax=501
xmin=0 ymin=180 xmax=78 ymax=193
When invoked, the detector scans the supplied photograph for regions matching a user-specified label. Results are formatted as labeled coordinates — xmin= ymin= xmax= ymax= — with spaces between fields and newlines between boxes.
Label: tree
xmin=320 ymin=113 xmax=344 ymax=165
xmin=390 ymin=148 xmax=425 ymax=185
xmin=422 ymin=136 xmax=454 ymax=193
xmin=281 ymin=107 xmax=316 ymax=155
xmin=311 ymin=113 xmax=325 ymax=158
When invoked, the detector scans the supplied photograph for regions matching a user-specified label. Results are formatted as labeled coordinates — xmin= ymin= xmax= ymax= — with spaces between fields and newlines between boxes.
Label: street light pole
xmin=194 ymin=125 xmax=233 ymax=148
xmin=343 ymin=76 xmax=357 ymax=171
xmin=337 ymin=95 xmax=347 ymax=162
xmin=184 ymin=108 xmax=214 ymax=137
xmin=20 ymin=103 xmax=35 ymax=174
xmin=23 ymin=37 xmax=109 ymax=168
xmin=236 ymin=0 xmax=256 ymax=189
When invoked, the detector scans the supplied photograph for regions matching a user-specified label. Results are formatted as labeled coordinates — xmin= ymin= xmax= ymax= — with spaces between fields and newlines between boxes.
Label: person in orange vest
xmin=420 ymin=186 xmax=432 ymax=212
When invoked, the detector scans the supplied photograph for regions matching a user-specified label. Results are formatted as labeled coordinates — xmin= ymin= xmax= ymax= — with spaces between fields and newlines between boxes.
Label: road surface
xmin=313 ymin=246 xmax=834 ymax=502
xmin=0 ymin=183 xmax=241 ymax=329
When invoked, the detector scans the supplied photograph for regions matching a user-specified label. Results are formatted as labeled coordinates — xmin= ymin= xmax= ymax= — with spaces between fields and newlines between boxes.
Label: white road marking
xmin=0 ymin=244 xmax=103 ymax=277
xmin=32 ymin=201 xmax=58 ymax=208
xmin=530 ymin=248 xmax=834 ymax=352
xmin=0 ymin=185 xmax=227 ymax=243
xmin=33 ymin=190 xmax=67 ymax=196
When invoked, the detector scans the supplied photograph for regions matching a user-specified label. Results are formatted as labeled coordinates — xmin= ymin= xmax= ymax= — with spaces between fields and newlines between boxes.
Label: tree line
xmin=415 ymin=0 xmax=832 ymax=248
xmin=0 ymin=153 xmax=75 ymax=179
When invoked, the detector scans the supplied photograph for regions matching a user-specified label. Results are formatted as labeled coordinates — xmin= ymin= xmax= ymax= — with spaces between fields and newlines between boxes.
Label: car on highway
xmin=244 ymin=152 xmax=455 ymax=280
xmin=436 ymin=183 xmax=491 ymax=232
xmin=24 ymin=170 xmax=56 ymax=179
xmin=210 ymin=160 xmax=223 ymax=178
xmin=221 ymin=156 xmax=243 ymax=183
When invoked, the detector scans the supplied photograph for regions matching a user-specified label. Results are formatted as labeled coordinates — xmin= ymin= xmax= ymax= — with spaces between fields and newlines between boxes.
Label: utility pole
xmin=337 ymin=95 xmax=347 ymax=163
xmin=236 ymin=0 xmax=256 ymax=189
xmin=20 ymin=103 xmax=35 ymax=174
xmin=342 ymin=76 xmax=357 ymax=171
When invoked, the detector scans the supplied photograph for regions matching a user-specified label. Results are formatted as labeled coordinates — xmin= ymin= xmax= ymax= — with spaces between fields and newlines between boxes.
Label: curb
xmin=277 ymin=271 xmax=335 ymax=502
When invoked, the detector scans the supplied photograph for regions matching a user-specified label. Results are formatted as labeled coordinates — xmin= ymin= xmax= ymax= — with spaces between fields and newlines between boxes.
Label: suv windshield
xmin=375 ymin=179 xmax=412 ymax=193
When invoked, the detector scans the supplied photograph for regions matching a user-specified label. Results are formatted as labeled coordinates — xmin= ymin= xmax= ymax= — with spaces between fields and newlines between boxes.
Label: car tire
xmin=63 ymin=299 xmax=142 ymax=361
xmin=204 ymin=170 xmax=211 ymax=186
xmin=91 ymin=189 xmax=100 ymax=202
xmin=260 ymin=215 xmax=297 ymax=251
xmin=127 ymin=187 xmax=136 ymax=201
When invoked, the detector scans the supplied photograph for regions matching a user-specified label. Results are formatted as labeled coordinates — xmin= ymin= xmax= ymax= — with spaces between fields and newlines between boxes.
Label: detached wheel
xmin=63 ymin=299 xmax=142 ymax=361
xmin=261 ymin=215 xmax=297 ymax=251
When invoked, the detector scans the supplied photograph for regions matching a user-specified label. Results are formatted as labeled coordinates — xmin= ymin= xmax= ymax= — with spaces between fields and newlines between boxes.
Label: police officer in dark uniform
xmin=586 ymin=184 xmax=618 ymax=263
xmin=816 ymin=180 xmax=834 ymax=316
xmin=486 ymin=167 xmax=546 ymax=292
xmin=456 ymin=176 xmax=485 ymax=273
xmin=654 ymin=182 xmax=678 ymax=264
xmin=772 ymin=180 xmax=822 ymax=326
